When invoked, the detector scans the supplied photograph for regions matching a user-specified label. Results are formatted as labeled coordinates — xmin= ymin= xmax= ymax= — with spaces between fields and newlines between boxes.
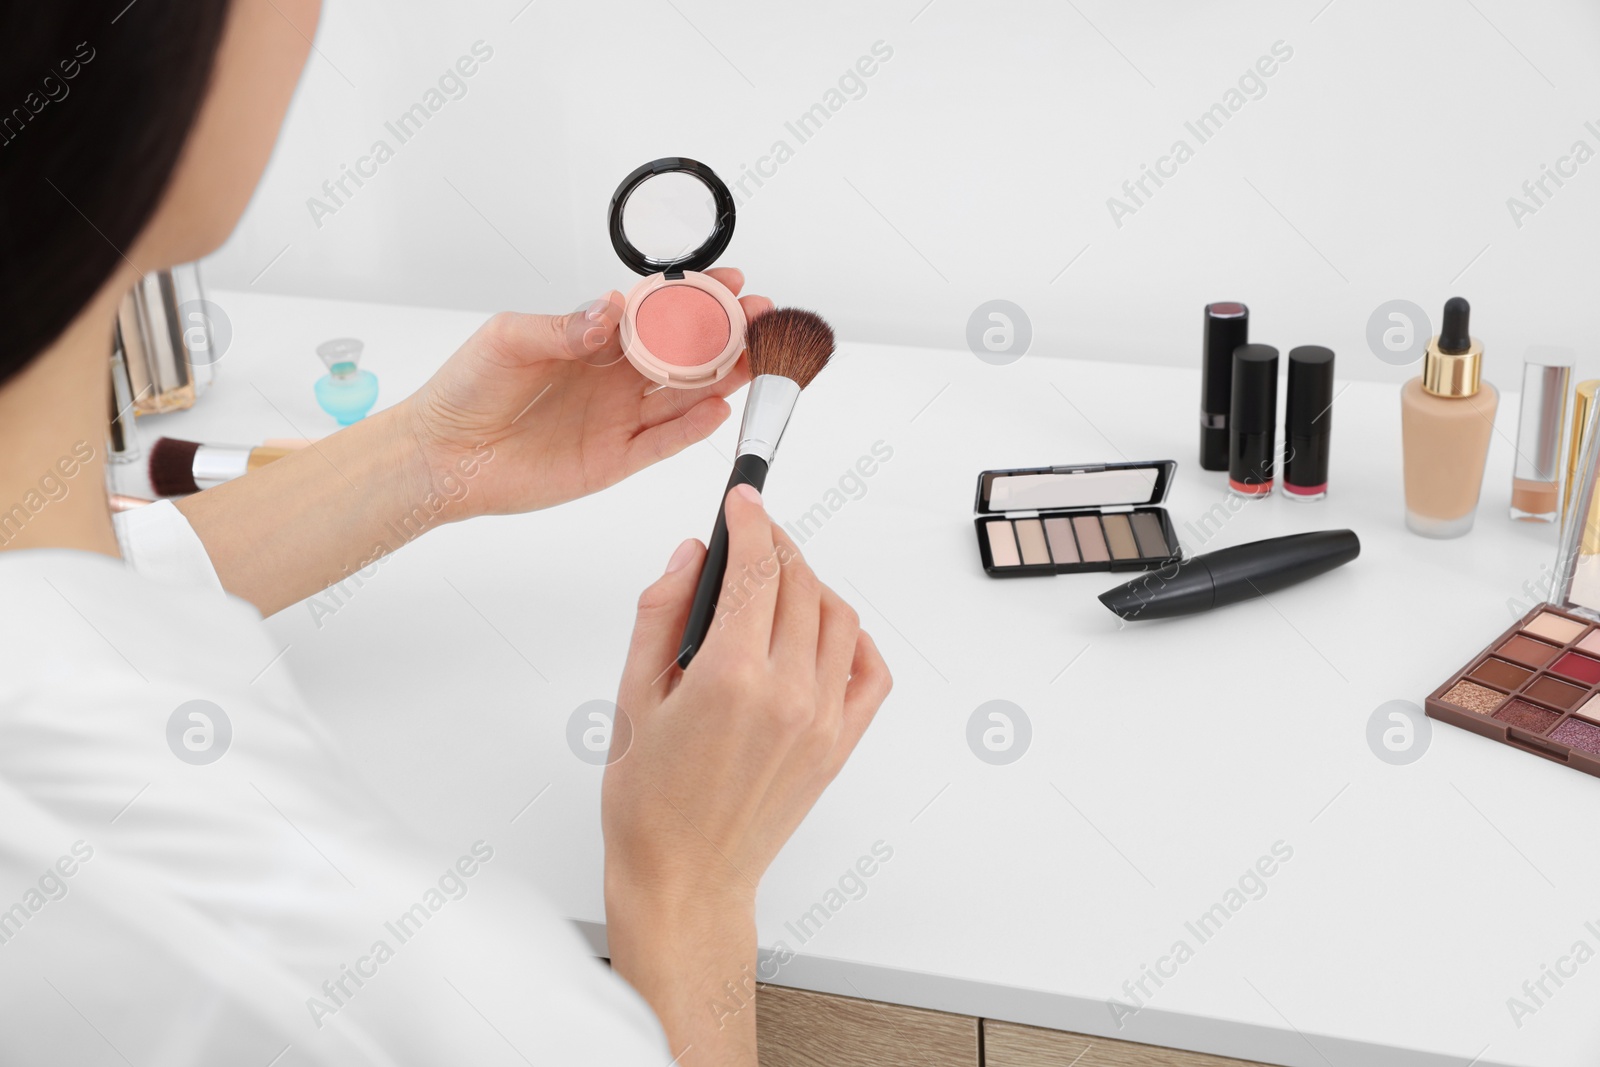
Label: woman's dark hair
xmin=0 ymin=2 xmax=231 ymax=384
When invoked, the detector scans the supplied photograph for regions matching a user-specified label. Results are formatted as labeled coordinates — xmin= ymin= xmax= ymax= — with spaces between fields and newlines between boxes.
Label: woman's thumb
xmin=564 ymin=291 xmax=625 ymax=367
xmin=479 ymin=292 xmax=625 ymax=367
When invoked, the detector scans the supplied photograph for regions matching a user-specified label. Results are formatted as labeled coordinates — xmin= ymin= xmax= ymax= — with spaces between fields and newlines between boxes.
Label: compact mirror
xmin=621 ymin=172 xmax=718 ymax=267
xmin=988 ymin=468 xmax=1160 ymax=511
xmin=609 ymin=157 xmax=736 ymax=276
xmin=977 ymin=461 xmax=1177 ymax=514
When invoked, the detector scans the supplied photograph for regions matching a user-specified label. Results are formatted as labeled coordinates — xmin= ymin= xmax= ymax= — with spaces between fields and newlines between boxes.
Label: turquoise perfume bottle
xmin=314 ymin=338 xmax=378 ymax=425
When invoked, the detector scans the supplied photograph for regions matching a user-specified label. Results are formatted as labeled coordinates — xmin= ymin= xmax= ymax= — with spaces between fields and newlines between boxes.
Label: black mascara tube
xmin=1098 ymin=529 xmax=1360 ymax=620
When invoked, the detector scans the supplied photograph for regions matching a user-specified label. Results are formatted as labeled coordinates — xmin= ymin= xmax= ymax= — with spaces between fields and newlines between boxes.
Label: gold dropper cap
xmin=1421 ymin=336 xmax=1483 ymax=397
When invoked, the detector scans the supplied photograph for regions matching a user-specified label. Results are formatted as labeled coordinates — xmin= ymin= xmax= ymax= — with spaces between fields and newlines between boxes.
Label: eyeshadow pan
xmin=1551 ymin=717 xmax=1600 ymax=756
xmin=1497 ymin=635 xmax=1561 ymax=668
xmin=1494 ymin=699 xmax=1561 ymax=733
xmin=1553 ymin=652 xmax=1600 ymax=685
xmin=1015 ymin=518 xmax=1050 ymax=566
xmin=1526 ymin=676 xmax=1586 ymax=710
xmin=1441 ymin=681 xmax=1506 ymax=715
xmin=1102 ymin=514 xmax=1139 ymax=560
xmin=1578 ymin=630 xmax=1600 ymax=656
xmin=986 ymin=521 xmax=1020 ymax=568
xmin=1129 ymin=512 xmax=1169 ymax=558
xmin=1467 ymin=658 xmax=1532 ymax=691
xmin=1073 ymin=516 xmax=1110 ymax=563
xmin=1043 ymin=517 xmax=1078 ymax=564
xmin=1524 ymin=611 xmax=1587 ymax=645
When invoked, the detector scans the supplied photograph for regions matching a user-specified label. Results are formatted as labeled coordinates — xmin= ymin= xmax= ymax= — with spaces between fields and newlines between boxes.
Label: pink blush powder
xmin=635 ymin=285 xmax=730 ymax=366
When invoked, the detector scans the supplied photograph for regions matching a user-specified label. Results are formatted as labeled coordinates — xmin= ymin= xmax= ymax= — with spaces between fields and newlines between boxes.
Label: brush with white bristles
xmin=677 ymin=308 xmax=836 ymax=667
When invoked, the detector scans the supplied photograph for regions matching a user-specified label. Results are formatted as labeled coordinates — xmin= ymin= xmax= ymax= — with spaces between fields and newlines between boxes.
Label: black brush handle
xmin=678 ymin=453 xmax=771 ymax=668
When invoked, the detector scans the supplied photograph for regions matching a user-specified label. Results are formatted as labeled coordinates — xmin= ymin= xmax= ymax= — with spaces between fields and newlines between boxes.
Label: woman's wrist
xmin=606 ymin=876 xmax=759 ymax=1065
xmin=177 ymin=398 xmax=461 ymax=613
xmin=394 ymin=394 xmax=509 ymax=526
xmin=605 ymin=867 xmax=756 ymax=935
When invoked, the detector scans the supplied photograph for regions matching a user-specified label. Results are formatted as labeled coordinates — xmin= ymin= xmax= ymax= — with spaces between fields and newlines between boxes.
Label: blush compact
xmin=608 ymin=157 xmax=747 ymax=388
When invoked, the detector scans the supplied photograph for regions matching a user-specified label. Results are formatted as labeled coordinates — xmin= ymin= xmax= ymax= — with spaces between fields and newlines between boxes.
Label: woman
xmin=0 ymin=3 xmax=891 ymax=1064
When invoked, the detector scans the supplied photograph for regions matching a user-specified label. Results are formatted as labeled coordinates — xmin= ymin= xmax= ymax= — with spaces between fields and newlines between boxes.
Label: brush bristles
xmin=148 ymin=437 xmax=202 ymax=496
xmin=745 ymin=308 xmax=835 ymax=388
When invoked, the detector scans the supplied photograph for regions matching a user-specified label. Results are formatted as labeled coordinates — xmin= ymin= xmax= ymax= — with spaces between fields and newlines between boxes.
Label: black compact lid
xmin=975 ymin=460 xmax=1177 ymax=515
xmin=1286 ymin=346 xmax=1335 ymax=435
xmin=1231 ymin=344 xmax=1279 ymax=434
xmin=608 ymin=157 xmax=736 ymax=276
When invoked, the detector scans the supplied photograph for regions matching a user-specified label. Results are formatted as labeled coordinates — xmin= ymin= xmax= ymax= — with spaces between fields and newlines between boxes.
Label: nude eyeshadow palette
xmin=974 ymin=460 xmax=1182 ymax=578
xmin=1426 ymin=605 xmax=1600 ymax=777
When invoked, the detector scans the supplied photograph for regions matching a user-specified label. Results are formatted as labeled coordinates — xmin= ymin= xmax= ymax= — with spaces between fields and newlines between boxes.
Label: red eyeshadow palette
xmin=1427 ymin=606 xmax=1600 ymax=778
xmin=974 ymin=460 xmax=1181 ymax=577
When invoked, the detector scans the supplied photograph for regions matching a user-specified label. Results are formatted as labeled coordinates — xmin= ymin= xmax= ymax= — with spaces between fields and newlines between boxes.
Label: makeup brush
xmin=109 ymin=494 xmax=154 ymax=512
xmin=677 ymin=308 xmax=836 ymax=667
xmin=148 ymin=437 xmax=312 ymax=496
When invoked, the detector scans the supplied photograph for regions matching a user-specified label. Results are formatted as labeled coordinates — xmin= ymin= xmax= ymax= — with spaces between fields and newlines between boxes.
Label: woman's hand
xmin=401 ymin=268 xmax=772 ymax=522
xmin=179 ymin=274 xmax=768 ymax=615
xmin=601 ymin=486 xmax=892 ymax=1067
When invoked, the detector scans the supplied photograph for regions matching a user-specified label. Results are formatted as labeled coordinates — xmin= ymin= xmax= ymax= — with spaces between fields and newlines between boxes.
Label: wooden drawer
xmin=756 ymin=984 xmax=980 ymax=1067
xmin=983 ymin=1019 xmax=1273 ymax=1067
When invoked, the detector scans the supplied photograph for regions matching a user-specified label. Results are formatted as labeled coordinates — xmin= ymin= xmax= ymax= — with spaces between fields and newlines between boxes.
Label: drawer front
xmin=756 ymin=984 xmax=980 ymax=1067
xmin=984 ymin=1019 xmax=1275 ymax=1067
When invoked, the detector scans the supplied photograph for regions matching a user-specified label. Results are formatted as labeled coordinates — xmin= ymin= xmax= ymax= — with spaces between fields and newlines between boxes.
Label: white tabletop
xmin=133 ymin=289 xmax=1600 ymax=1067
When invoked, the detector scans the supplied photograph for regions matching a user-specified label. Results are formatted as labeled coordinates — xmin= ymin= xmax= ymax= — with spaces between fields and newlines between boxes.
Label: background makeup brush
xmin=678 ymin=308 xmax=836 ymax=667
xmin=148 ymin=437 xmax=311 ymax=496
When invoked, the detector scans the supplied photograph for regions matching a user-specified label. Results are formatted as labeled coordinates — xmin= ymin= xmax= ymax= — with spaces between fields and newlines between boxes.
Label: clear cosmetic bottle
xmin=1401 ymin=297 xmax=1498 ymax=538
xmin=1510 ymin=350 xmax=1572 ymax=523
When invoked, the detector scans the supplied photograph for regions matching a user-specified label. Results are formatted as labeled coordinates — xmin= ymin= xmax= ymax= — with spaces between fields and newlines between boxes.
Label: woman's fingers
xmin=622 ymin=396 xmax=733 ymax=474
xmin=637 ymin=366 xmax=747 ymax=429
xmin=699 ymin=485 xmax=780 ymax=663
xmin=833 ymin=630 xmax=891 ymax=765
xmin=703 ymin=267 xmax=745 ymax=297
xmin=617 ymin=538 xmax=705 ymax=712
xmin=814 ymin=583 xmax=860 ymax=711
xmin=737 ymin=293 xmax=774 ymax=323
xmin=767 ymin=523 xmax=820 ymax=674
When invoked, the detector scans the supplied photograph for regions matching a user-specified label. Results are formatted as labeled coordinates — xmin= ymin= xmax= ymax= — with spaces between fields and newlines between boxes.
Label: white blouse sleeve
xmin=0 ymin=550 xmax=670 ymax=1066
xmin=112 ymin=499 xmax=226 ymax=595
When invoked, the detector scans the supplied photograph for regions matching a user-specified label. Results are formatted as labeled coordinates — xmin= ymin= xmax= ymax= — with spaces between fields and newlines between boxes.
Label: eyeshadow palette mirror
xmin=974 ymin=460 xmax=1182 ymax=577
xmin=1427 ymin=605 xmax=1600 ymax=777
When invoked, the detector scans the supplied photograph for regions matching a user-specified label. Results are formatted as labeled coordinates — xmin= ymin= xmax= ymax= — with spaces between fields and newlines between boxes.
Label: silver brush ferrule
xmin=191 ymin=444 xmax=254 ymax=489
xmin=736 ymin=375 xmax=801 ymax=466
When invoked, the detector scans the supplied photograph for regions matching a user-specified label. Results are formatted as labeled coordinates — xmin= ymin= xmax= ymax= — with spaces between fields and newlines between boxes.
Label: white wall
xmin=207 ymin=0 xmax=1600 ymax=384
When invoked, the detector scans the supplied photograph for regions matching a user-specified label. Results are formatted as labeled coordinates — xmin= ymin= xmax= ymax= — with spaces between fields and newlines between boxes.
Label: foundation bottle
xmin=1401 ymin=297 xmax=1497 ymax=538
xmin=115 ymin=263 xmax=217 ymax=414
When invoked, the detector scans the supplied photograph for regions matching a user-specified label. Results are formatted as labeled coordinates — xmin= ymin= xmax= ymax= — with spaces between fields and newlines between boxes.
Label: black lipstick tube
xmin=1200 ymin=303 xmax=1249 ymax=471
xmin=1098 ymin=529 xmax=1359 ymax=620
xmin=1284 ymin=345 xmax=1334 ymax=500
xmin=1229 ymin=344 xmax=1279 ymax=496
